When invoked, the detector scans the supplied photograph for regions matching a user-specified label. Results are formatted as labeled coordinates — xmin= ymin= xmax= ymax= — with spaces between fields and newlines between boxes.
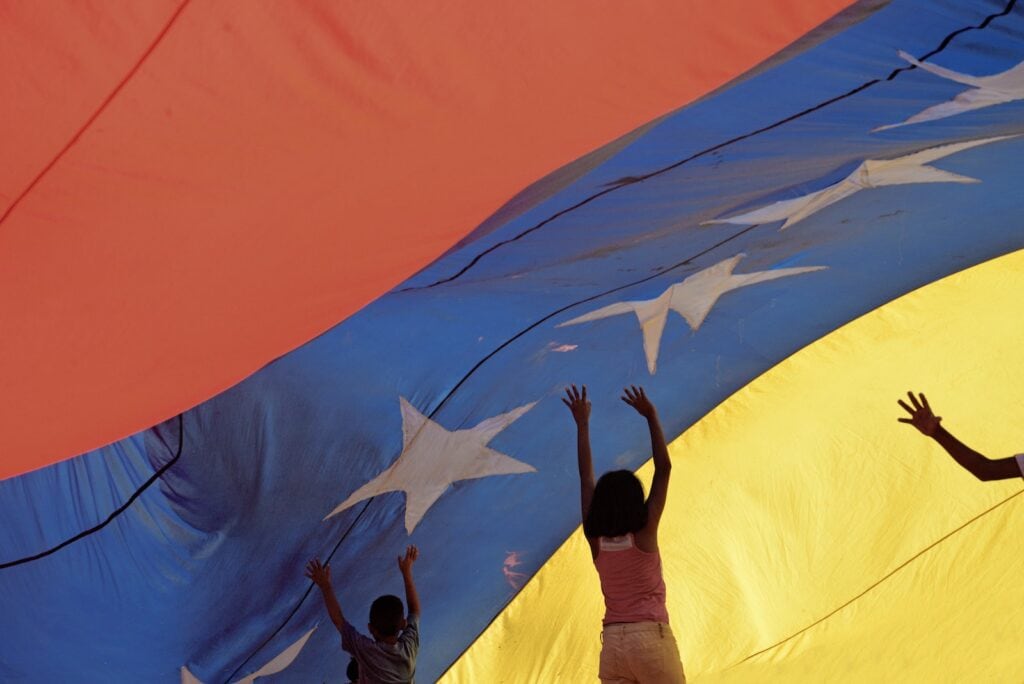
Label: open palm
xmin=898 ymin=391 xmax=941 ymax=436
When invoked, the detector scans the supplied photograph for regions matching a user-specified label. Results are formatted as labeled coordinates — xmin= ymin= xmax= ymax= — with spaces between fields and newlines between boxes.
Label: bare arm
xmin=622 ymin=387 xmax=671 ymax=549
xmin=563 ymin=385 xmax=595 ymax=523
xmin=306 ymin=559 xmax=346 ymax=635
xmin=397 ymin=546 xmax=421 ymax=616
xmin=898 ymin=391 xmax=1020 ymax=482
xmin=931 ymin=426 xmax=1020 ymax=481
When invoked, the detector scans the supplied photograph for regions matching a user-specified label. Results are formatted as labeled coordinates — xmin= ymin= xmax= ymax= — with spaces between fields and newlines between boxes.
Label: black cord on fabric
xmin=727 ymin=487 xmax=1024 ymax=668
xmin=401 ymin=0 xmax=1019 ymax=292
xmin=886 ymin=0 xmax=1018 ymax=81
xmin=0 ymin=414 xmax=184 ymax=570
xmin=0 ymin=0 xmax=192 ymax=227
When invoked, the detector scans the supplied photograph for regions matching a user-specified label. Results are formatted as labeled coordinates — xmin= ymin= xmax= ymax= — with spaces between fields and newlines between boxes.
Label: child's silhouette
xmin=564 ymin=385 xmax=686 ymax=683
xmin=306 ymin=546 xmax=421 ymax=684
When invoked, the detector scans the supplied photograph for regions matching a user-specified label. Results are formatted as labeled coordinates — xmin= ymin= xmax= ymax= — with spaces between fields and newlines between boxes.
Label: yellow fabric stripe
xmin=442 ymin=248 xmax=1024 ymax=683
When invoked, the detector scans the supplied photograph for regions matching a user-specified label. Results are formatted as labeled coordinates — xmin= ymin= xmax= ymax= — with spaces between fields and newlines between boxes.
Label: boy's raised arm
xmin=306 ymin=558 xmax=347 ymax=634
xmin=397 ymin=545 xmax=420 ymax=617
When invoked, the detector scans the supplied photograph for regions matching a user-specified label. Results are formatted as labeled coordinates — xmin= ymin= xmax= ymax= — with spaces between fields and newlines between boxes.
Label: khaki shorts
xmin=598 ymin=621 xmax=686 ymax=683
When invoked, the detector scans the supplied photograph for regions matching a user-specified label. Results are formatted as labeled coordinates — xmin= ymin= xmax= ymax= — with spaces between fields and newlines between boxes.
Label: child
xmin=563 ymin=385 xmax=686 ymax=684
xmin=898 ymin=391 xmax=1023 ymax=480
xmin=306 ymin=546 xmax=421 ymax=683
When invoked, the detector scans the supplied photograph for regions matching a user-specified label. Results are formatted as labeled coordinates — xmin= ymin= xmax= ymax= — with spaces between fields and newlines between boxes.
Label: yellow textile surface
xmin=442 ymin=249 xmax=1024 ymax=683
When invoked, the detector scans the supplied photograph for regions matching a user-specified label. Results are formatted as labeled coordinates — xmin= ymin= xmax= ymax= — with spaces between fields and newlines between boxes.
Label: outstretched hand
xmin=562 ymin=385 xmax=591 ymax=426
xmin=897 ymin=391 xmax=941 ymax=436
xmin=621 ymin=385 xmax=657 ymax=419
xmin=397 ymin=545 xmax=419 ymax=575
xmin=305 ymin=558 xmax=331 ymax=587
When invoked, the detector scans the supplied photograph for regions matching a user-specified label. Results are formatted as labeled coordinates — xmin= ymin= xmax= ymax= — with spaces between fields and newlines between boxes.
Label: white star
xmin=180 ymin=626 xmax=316 ymax=684
xmin=325 ymin=398 xmax=537 ymax=534
xmin=875 ymin=51 xmax=1024 ymax=131
xmin=557 ymin=254 xmax=825 ymax=374
xmin=703 ymin=136 xmax=1016 ymax=230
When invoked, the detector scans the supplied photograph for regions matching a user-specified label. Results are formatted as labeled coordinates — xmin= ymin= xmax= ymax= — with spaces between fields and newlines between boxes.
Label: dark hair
xmin=583 ymin=470 xmax=648 ymax=538
xmin=369 ymin=594 xmax=405 ymax=636
xmin=347 ymin=658 xmax=359 ymax=682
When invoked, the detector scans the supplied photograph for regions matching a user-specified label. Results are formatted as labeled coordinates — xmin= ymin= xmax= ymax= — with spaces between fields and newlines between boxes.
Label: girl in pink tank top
xmin=564 ymin=385 xmax=686 ymax=684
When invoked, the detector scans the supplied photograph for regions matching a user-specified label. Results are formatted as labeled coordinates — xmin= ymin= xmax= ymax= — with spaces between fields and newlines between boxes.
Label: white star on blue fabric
xmin=875 ymin=51 xmax=1024 ymax=131
xmin=325 ymin=398 xmax=537 ymax=534
xmin=704 ymin=136 xmax=1017 ymax=230
xmin=558 ymin=254 xmax=826 ymax=374
xmin=180 ymin=626 xmax=316 ymax=684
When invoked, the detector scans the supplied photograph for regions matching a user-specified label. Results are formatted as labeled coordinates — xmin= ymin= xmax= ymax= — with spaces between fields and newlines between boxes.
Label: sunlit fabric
xmin=3 ymin=0 xmax=1024 ymax=682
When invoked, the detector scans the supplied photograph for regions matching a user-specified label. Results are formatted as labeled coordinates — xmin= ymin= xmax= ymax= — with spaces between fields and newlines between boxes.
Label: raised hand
xmin=621 ymin=385 xmax=656 ymax=420
xmin=397 ymin=545 xmax=419 ymax=575
xmin=897 ymin=391 xmax=941 ymax=436
xmin=305 ymin=558 xmax=331 ymax=587
xmin=562 ymin=385 xmax=591 ymax=426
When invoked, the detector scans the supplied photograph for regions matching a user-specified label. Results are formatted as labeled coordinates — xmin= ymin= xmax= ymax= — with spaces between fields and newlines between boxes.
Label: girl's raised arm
xmin=563 ymin=385 xmax=594 ymax=523
xmin=622 ymin=386 xmax=671 ymax=547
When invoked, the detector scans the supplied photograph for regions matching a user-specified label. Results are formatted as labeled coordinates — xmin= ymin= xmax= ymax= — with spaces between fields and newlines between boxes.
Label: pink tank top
xmin=593 ymin=533 xmax=669 ymax=625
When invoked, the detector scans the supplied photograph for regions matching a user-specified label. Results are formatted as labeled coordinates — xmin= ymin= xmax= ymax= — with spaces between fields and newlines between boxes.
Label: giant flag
xmin=3 ymin=0 xmax=1024 ymax=682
